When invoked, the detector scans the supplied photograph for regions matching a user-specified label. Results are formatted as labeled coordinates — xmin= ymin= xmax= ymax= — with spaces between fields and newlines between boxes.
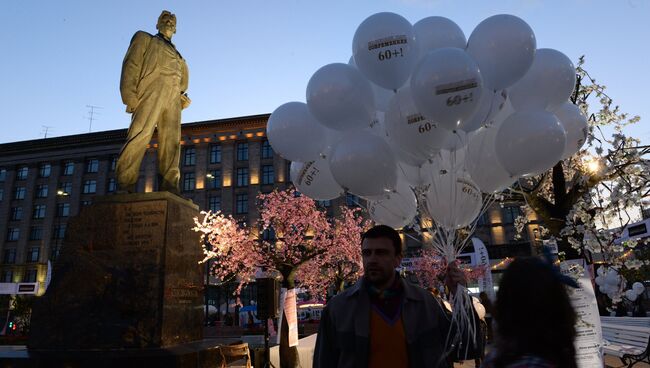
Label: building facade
xmin=0 ymin=114 xmax=540 ymax=294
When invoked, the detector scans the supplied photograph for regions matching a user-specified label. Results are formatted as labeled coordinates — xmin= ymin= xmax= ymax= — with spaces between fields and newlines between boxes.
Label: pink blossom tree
xmin=297 ymin=207 xmax=371 ymax=298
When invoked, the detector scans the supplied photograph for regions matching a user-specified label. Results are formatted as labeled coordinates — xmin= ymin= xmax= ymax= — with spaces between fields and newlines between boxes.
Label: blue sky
xmin=2 ymin=0 xmax=648 ymax=144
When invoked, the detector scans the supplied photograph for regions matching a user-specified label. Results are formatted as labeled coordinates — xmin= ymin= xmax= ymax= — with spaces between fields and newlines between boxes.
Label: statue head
xmin=156 ymin=10 xmax=177 ymax=40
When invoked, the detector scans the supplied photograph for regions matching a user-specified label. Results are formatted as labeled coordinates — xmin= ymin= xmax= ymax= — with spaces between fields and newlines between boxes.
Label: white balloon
xmin=606 ymin=270 xmax=621 ymax=286
xmin=329 ymin=133 xmax=398 ymax=197
xmin=368 ymin=180 xmax=417 ymax=229
xmin=552 ymin=102 xmax=588 ymax=159
xmin=397 ymin=162 xmax=427 ymax=188
xmin=385 ymin=86 xmax=451 ymax=160
xmin=633 ymin=282 xmax=645 ymax=295
xmin=266 ymin=102 xmax=327 ymax=162
xmin=597 ymin=266 xmax=606 ymax=277
xmin=413 ymin=16 xmax=466 ymax=54
xmin=290 ymin=158 xmax=344 ymax=201
xmin=626 ymin=289 xmax=638 ymax=302
xmin=495 ymin=110 xmax=566 ymax=177
xmin=425 ymin=171 xmax=482 ymax=229
xmin=459 ymin=89 xmax=509 ymax=133
xmin=509 ymin=49 xmax=576 ymax=111
xmin=411 ymin=47 xmax=483 ymax=130
xmin=473 ymin=301 xmax=486 ymax=320
xmin=441 ymin=130 xmax=468 ymax=152
xmin=466 ymin=125 xmax=515 ymax=193
xmin=466 ymin=14 xmax=536 ymax=90
xmin=353 ymin=12 xmax=419 ymax=90
xmin=594 ymin=275 xmax=606 ymax=287
xmin=306 ymin=63 xmax=375 ymax=131
xmin=348 ymin=56 xmax=395 ymax=112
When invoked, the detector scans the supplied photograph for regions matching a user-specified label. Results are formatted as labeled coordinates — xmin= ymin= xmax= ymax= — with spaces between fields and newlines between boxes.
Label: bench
xmin=602 ymin=322 xmax=650 ymax=367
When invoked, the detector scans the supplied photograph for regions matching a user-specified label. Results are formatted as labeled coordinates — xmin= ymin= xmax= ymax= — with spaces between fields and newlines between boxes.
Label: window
xmin=210 ymin=144 xmax=222 ymax=164
xmin=1 ymin=270 xmax=13 ymax=283
xmin=24 ymin=269 xmax=37 ymax=283
xmin=52 ymin=224 xmax=66 ymax=240
xmin=183 ymin=172 xmax=195 ymax=192
xmin=29 ymin=226 xmax=43 ymax=241
xmin=107 ymin=178 xmax=116 ymax=192
xmin=16 ymin=166 xmax=28 ymax=180
xmin=317 ymin=200 xmax=331 ymax=207
xmin=63 ymin=161 xmax=75 ymax=176
xmin=110 ymin=156 xmax=118 ymax=171
xmin=183 ymin=147 xmax=196 ymax=166
xmin=14 ymin=187 xmax=26 ymax=200
xmin=261 ymin=165 xmax=274 ymax=185
xmin=3 ymin=249 xmax=16 ymax=264
xmin=0 ymin=188 xmax=3 ymax=201
xmin=35 ymin=184 xmax=48 ymax=198
xmin=10 ymin=207 xmax=23 ymax=221
xmin=0 ymin=168 xmax=6 ymax=181
xmin=39 ymin=163 xmax=51 ymax=178
xmin=33 ymin=204 xmax=46 ymax=219
xmin=6 ymin=229 xmax=19 ymax=242
xmin=502 ymin=206 xmax=521 ymax=224
xmin=237 ymin=142 xmax=249 ymax=161
xmin=262 ymin=228 xmax=277 ymax=241
xmin=86 ymin=158 xmax=99 ymax=173
xmin=50 ymin=246 xmax=61 ymax=261
xmin=346 ymin=193 xmax=361 ymax=207
xmin=57 ymin=203 xmax=70 ymax=217
xmin=83 ymin=180 xmax=97 ymax=194
xmin=81 ymin=200 xmax=92 ymax=206
xmin=27 ymin=247 xmax=40 ymax=263
xmin=59 ymin=182 xmax=72 ymax=196
xmin=236 ymin=168 xmax=249 ymax=187
xmin=236 ymin=193 xmax=248 ymax=214
xmin=208 ymin=170 xmax=221 ymax=189
xmin=261 ymin=140 xmax=274 ymax=159
xmin=209 ymin=196 xmax=221 ymax=212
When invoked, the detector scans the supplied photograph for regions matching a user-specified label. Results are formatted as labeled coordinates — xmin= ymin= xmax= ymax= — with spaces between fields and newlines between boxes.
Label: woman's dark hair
xmin=493 ymin=257 xmax=577 ymax=368
xmin=361 ymin=225 xmax=402 ymax=256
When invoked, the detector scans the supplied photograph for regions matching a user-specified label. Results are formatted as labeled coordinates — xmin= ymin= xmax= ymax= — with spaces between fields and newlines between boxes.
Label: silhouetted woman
xmin=481 ymin=257 xmax=578 ymax=368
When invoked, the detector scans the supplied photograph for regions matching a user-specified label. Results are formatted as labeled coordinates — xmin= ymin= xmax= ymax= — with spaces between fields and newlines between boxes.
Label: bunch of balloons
xmin=267 ymin=12 xmax=588 ymax=230
xmin=595 ymin=266 xmax=646 ymax=303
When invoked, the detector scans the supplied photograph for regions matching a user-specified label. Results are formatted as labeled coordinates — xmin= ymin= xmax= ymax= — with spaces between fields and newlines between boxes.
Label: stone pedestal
xmin=28 ymin=192 xmax=208 ymax=356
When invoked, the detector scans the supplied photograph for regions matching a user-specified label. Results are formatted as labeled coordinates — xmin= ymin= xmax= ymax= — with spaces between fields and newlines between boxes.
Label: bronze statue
xmin=116 ymin=10 xmax=191 ymax=194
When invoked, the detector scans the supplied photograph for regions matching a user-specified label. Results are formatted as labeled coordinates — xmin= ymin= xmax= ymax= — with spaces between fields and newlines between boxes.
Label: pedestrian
xmin=314 ymin=225 xmax=480 ymax=368
xmin=479 ymin=291 xmax=494 ymax=343
xmin=481 ymin=257 xmax=578 ymax=368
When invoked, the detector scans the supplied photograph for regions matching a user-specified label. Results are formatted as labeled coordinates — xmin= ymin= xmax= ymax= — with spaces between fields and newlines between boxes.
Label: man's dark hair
xmin=361 ymin=225 xmax=402 ymax=256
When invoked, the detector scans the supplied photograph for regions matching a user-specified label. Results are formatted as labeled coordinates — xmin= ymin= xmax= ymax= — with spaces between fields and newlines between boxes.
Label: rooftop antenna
xmin=85 ymin=105 xmax=103 ymax=133
xmin=41 ymin=125 xmax=54 ymax=139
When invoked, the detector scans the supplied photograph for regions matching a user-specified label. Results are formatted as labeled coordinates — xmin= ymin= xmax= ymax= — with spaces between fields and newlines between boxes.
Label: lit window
xmin=184 ymin=147 xmax=196 ymax=166
xmin=59 ymin=182 xmax=72 ymax=196
xmin=236 ymin=193 xmax=248 ymax=214
xmin=237 ymin=142 xmax=249 ymax=161
xmin=14 ymin=187 xmax=26 ymax=200
xmin=261 ymin=165 xmax=274 ymax=185
xmin=236 ymin=168 xmax=249 ymax=187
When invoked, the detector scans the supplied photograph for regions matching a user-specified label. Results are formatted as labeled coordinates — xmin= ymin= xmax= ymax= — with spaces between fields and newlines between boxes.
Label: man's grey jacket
xmin=313 ymin=278 xmax=479 ymax=368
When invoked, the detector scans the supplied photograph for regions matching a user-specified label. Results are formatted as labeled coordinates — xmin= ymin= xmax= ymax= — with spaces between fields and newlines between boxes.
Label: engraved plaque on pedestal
xmin=28 ymin=192 xmax=203 ymax=350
